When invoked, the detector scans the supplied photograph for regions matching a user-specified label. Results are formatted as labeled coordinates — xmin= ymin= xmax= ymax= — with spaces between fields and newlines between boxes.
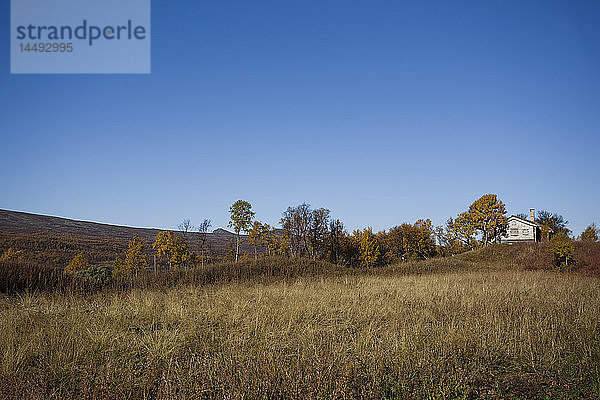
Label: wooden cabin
xmin=500 ymin=208 xmax=542 ymax=243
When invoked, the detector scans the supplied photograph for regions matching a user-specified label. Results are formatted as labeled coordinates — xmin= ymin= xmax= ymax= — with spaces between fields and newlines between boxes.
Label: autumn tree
xmin=381 ymin=219 xmax=437 ymax=262
xmin=434 ymin=226 xmax=452 ymax=257
xmin=228 ymin=200 xmax=255 ymax=262
xmin=114 ymin=236 xmax=147 ymax=278
xmin=453 ymin=212 xmax=477 ymax=248
xmin=153 ymin=231 xmax=190 ymax=269
xmin=197 ymin=219 xmax=212 ymax=267
xmin=580 ymin=224 xmax=598 ymax=242
xmin=339 ymin=231 xmax=361 ymax=266
xmin=64 ymin=252 xmax=90 ymax=275
xmin=126 ymin=236 xmax=147 ymax=272
xmin=439 ymin=213 xmax=477 ymax=255
xmin=437 ymin=195 xmax=506 ymax=253
xmin=467 ymin=194 xmax=507 ymax=246
xmin=280 ymin=203 xmax=334 ymax=259
xmin=248 ymin=221 xmax=262 ymax=259
xmin=293 ymin=203 xmax=312 ymax=256
xmin=550 ymin=231 xmax=574 ymax=268
xmin=278 ymin=204 xmax=352 ymax=265
xmin=248 ymin=221 xmax=270 ymax=259
xmin=354 ymin=228 xmax=380 ymax=268
xmin=412 ymin=219 xmax=437 ymax=259
xmin=278 ymin=213 xmax=293 ymax=256
xmin=259 ymin=226 xmax=278 ymax=256
xmin=275 ymin=229 xmax=288 ymax=256
xmin=382 ymin=224 xmax=410 ymax=262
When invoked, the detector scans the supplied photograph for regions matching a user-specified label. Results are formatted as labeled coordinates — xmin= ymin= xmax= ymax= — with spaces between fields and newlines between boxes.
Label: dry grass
xmin=0 ymin=256 xmax=350 ymax=294
xmin=4 ymin=242 xmax=600 ymax=295
xmin=381 ymin=242 xmax=600 ymax=276
xmin=1 ymin=270 xmax=599 ymax=399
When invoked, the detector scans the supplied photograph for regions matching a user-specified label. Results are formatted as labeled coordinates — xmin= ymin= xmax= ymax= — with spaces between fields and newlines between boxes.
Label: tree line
xmin=56 ymin=193 xmax=598 ymax=278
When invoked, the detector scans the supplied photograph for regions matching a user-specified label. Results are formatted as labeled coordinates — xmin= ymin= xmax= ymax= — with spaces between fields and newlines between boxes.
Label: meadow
xmin=1 ymin=261 xmax=599 ymax=399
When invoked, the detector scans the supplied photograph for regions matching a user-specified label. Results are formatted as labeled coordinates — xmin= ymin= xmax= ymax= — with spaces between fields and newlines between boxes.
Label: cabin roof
xmin=507 ymin=215 xmax=541 ymax=227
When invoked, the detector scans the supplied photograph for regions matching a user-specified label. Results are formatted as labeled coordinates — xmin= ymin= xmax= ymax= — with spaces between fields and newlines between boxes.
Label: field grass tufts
xmin=1 ymin=270 xmax=599 ymax=399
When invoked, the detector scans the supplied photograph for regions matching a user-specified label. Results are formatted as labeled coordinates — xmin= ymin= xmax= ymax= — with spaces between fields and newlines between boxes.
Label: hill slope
xmin=0 ymin=209 xmax=248 ymax=266
xmin=382 ymin=241 xmax=600 ymax=276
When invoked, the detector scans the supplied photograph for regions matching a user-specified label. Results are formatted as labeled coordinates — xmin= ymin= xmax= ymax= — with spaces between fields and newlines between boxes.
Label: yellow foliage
xmin=550 ymin=232 xmax=574 ymax=268
xmin=467 ymin=194 xmax=507 ymax=246
xmin=355 ymin=228 xmax=380 ymax=268
xmin=0 ymin=248 xmax=25 ymax=262
xmin=153 ymin=231 xmax=190 ymax=269
xmin=114 ymin=236 xmax=148 ymax=278
xmin=228 ymin=200 xmax=255 ymax=262
xmin=64 ymin=253 xmax=89 ymax=275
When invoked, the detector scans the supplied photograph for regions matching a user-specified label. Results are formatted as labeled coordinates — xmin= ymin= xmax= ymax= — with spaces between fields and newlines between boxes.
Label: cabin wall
xmin=501 ymin=219 xmax=536 ymax=243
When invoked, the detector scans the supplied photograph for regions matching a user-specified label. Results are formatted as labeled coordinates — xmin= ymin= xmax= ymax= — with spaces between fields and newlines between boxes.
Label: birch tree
xmin=228 ymin=200 xmax=255 ymax=262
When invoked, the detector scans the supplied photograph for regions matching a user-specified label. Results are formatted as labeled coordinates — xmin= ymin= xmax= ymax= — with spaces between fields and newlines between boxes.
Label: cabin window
xmin=510 ymin=228 xmax=519 ymax=236
xmin=522 ymin=229 xmax=529 ymax=235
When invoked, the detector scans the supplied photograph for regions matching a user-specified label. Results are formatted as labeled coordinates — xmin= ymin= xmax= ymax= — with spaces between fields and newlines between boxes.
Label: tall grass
xmin=1 ymin=270 xmax=598 ymax=399
xmin=0 ymin=256 xmax=351 ymax=294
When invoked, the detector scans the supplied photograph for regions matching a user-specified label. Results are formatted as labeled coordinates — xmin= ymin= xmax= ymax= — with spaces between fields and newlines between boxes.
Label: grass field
xmin=1 ymin=267 xmax=599 ymax=399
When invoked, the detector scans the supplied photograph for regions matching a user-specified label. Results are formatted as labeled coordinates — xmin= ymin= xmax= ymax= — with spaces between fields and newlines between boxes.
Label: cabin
xmin=500 ymin=208 xmax=542 ymax=243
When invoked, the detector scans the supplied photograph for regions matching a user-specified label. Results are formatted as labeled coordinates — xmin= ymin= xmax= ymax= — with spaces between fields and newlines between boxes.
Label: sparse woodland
xmin=1 ymin=194 xmax=596 ymax=277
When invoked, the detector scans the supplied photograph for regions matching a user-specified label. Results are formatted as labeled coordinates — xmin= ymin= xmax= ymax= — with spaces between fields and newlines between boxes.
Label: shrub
xmin=580 ymin=224 xmax=598 ymax=242
xmin=111 ymin=256 xmax=127 ymax=280
xmin=0 ymin=248 xmax=25 ymax=262
xmin=74 ymin=265 xmax=112 ymax=285
xmin=550 ymin=232 xmax=574 ymax=268
xmin=64 ymin=252 xmax=90 ymax=275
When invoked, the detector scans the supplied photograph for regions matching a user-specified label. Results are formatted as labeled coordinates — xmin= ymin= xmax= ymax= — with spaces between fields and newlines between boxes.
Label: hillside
xmin=382 ymin=241 xmax=600 ymax=276
xmin=0 ymin=209 xmax=250 ymax=267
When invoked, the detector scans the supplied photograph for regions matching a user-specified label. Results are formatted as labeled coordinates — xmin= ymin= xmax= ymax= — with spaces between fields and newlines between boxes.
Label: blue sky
xmin=1 ymin=0 xmax=599 ymax=235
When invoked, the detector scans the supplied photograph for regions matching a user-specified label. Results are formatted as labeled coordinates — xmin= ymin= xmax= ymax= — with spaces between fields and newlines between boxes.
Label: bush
xmin=550 ymin=232 xmax=574 ymax=268
xmin=74 ymin=265 xmax=113 ymax=286
xmin=580 ymin=224 xmax=598 ymax=242
xmin=64 ymin=252 xmax=90 ymax=275
xmin=0 ymin=248 xmax=25 ymax=262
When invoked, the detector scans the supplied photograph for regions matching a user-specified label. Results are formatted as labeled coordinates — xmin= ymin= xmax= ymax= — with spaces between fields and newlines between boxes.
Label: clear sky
xmin=1 ymin=0 xmax=599 ymax=235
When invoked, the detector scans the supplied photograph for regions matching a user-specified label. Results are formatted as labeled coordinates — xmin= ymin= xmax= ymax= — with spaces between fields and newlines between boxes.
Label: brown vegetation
xmin=383 ymin=241 xmax=600 ymax=276
xmin=1 ymin=242 xmax=599 ymax=295
xmin=0 ymin=270 xmax=598 ymax=399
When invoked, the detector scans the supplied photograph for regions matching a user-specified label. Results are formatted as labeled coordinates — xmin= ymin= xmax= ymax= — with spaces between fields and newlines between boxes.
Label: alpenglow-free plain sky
xmin=1 ymin=0 xmax=599 ymax=234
